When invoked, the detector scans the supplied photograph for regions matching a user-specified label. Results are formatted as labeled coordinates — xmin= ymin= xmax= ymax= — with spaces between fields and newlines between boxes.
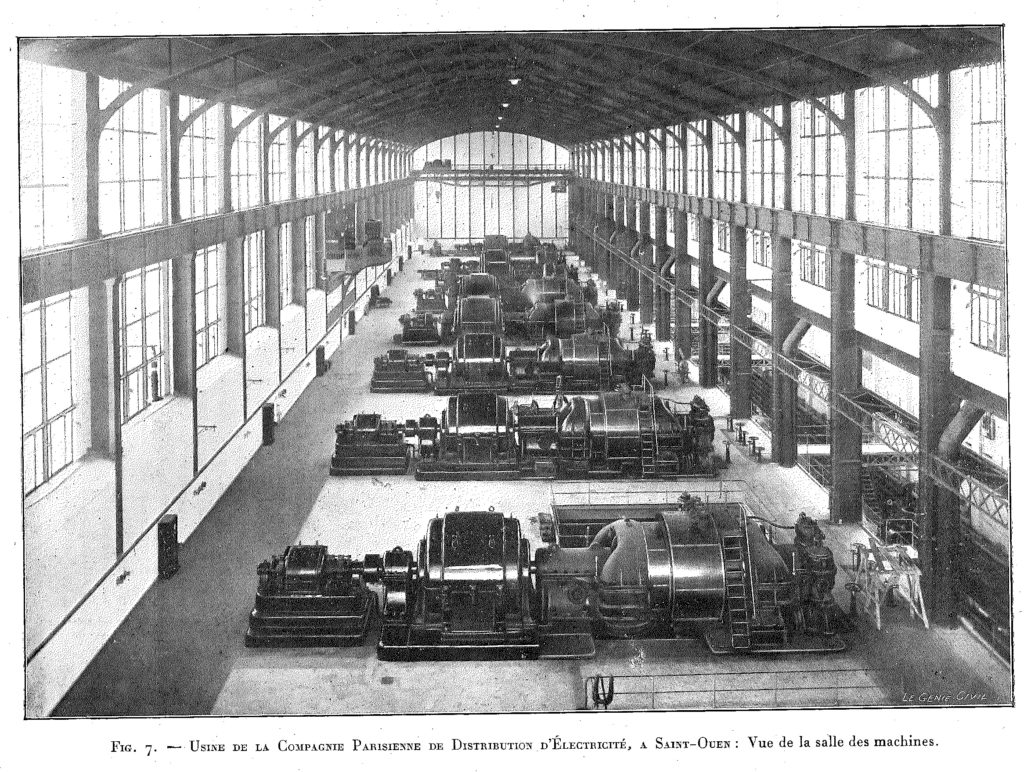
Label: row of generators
xmin=370 ymin=329 xmax=657 ymax=395
xmin=245 ymin=502 xmax=844 ymax=658
xmin=330 ymin=390 xmax=717 ymax=480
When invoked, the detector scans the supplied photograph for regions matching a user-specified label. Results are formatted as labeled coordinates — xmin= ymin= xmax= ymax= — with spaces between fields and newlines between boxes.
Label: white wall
xmin=121 ymin=396 xmax=194 ymax=547
xmin=245 ymin=326 xmax=280 ymax=413
xmin=25 ymin=261 xmax=387 ymax=715
xmin=196 ymin=353 xmax=244 ymax=468
xmin=280 ymin=304 xmax=306 ymax=375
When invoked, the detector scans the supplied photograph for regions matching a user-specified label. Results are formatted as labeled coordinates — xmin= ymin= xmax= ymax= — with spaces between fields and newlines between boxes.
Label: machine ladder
xmin=598 ymin=326 xmax=614 ymax=391
xmin=637 ymin=377 xmax=658 ymax=477
xmin=721 ymin=531 xmax=753 ymax=650
xmin=599 ymin=341 xmax=613 ymax=391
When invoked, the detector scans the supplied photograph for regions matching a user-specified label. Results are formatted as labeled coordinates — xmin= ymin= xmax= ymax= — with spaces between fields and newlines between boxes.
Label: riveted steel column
xmin=829 ymin=243 xmax=861 ymax=523
xmin=624 ymin=199 xmax=639 ymax=312
xmin=771 ymin=234 xmax=797 ymax=466
xmin=729 ymin=221 xmax=751 ymax=419
xmin=697 ymin=214 xmax=717 ymax=387
xmin=771 ymin=102 xmax=797 ymax=466
xmin=918 ymin=69 xmax=960 ymax=626
xmin=638 ymin=203 xmax=654 ymax=323
xmin=829 ymin=92 xmax=861 ymax=524
xmin=729 ymin=112 xmax=751 ymax=418
xmin=673 ymin=208 xmax=691 ymax=367
xmin=654 ymin=205 xmax=670 ymax=340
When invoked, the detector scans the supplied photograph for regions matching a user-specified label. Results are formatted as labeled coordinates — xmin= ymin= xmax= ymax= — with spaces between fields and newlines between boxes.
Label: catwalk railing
xmin=583 ymin=667 xmax=895 ymax=710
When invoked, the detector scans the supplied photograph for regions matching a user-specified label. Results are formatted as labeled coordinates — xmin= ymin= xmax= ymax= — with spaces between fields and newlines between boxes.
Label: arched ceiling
xmin=20 ymin=29 xmax=1002 ymax=148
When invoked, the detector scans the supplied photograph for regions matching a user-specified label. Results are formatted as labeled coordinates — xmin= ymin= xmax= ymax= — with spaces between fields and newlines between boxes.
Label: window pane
xmin=125 ymin=321 xmax=143 ymax=370
xmin=20 ymin=188 xmax=43 ymax=251
xmin=144 ymin=180 xmax=163 ymax=226
xmin=99 ymin=182 xmax=121 ymax=234
xmin=145 ymin=266 xmax=162 ymax=312
xmin=44 ymin=187 xmax=73 ymax=245
xmin=22 ymin=306 xmax=42 ymax=373
xmin=124 ymin=133 xmax=141 ymax=182
xmin=46 ymin=354 xmax=72 ymax=416
xmin=24 ymin=434 xmax=40 ymax=495
xmin=124 ymin=273 xmax=142 ymax=323
xmin=45 ymin=297 xmax=71 ymax=359
xmin=122 ymin=181 xmax=141 ymax=230
xmin=145 ymin=313 xmax=161 ymax=354
xmin=194 ymin=252 xmax=206 ymax=289
xmin=23 ymin=369 xmax=43 ymax=430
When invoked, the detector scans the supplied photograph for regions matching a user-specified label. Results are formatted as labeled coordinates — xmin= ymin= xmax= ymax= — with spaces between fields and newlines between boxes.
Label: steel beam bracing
xmin=583 ymin=229 xmax=1008 ymax=529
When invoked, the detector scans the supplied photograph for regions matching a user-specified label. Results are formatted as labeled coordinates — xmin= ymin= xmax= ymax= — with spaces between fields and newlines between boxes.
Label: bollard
xmin=262 ymin=402 xmax=276 ymax=446
xmin=663 ymin=370 xmax=668 ymax=386
xmin=150 ymin=364 xmax=163 ymax=402
xmin=846 ymin=583 xmax=861 ymax=617
xmin=157 ymin=513 xmax=179 ymax=579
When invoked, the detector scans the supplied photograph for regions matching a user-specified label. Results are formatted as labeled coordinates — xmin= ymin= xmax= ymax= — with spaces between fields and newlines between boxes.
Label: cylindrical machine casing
xmin=455 ymin=296 xmax=502 ymax=333
xmin=421 ymin=510 xmax=527 ymax=585
xmin=446 ymin=393 xmax=511 ymax=435
xmin=460 ymin=273 xmax=500 ymax=298
xmin=658 ymin=511 xmax=727 ymax=623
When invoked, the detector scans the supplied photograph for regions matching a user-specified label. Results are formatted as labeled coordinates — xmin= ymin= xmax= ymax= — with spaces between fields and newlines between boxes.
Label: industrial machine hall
xmin=16 ymin=27 xmax=1011 ymax=718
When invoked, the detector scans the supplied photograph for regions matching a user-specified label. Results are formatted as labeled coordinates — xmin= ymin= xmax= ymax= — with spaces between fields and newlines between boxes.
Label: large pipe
xmin=937 ymin=401 xmax=987 ymax=459
xmin=705 ymin=278 xmax=727 ymax=307
xmin=782 ymin=318 xmax=812 ymax=357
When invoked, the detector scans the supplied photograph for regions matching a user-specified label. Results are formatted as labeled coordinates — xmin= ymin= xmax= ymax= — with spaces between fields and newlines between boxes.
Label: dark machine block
xmin=377 ymin=511 xmax=540 ymax=660
xmin=158 ymin=513 xmax=178 ymax=580
xmin=330 ymin=413 xmax=410 ymax=476
xmin=415 ymin=393 xmax=521 ymax=481
xmin=348 ymin=309 xmax=357 ymax=335
xmin=395 ymin=311 xmax=445 ymax=345
xmin=370 ymin=349 xmax=432 ymax=393
xmin=315 ymin=345 xmax=330 ymax=376
xmin=414 ymin=288 xmax=449 ymax=314
xmin=262 ymin=402 xmax=276 ymax=446
xmin=245 ymin=544 xmax=376 ymax=647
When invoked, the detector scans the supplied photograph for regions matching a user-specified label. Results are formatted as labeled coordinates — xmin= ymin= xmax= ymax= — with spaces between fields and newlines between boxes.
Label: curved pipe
xmin=782 ymin=318 xmax=812 ymax=357
xmin=705 ymin=278 xmax=727 ymax=306
xmin=937 ymin=401 xmax=987 ymax=460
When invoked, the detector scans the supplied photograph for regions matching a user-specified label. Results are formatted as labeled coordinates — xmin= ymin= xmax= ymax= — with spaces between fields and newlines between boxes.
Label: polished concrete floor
xmin=53 ymin=251 xmax=1012 ymax=716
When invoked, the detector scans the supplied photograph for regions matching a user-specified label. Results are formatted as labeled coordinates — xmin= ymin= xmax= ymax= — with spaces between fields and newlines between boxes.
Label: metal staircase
xmin=861 ymin=468 xmax=881 ymax=518
xmin=637 ymin=378 xmax=657 ymax=476
xmin=721 ymin=532 xmax=752 ymax=651
xmin=598 ymin=334 xmax=612 ymax=391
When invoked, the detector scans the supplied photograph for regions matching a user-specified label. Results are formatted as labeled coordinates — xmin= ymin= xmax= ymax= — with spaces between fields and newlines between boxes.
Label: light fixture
xmin=509 ymin=77 xmax=521 ymax=86
xmin=501 ymin=102 xmax=510 ymax=108
xmin=498 ymin=116 xmax=503 ymax=121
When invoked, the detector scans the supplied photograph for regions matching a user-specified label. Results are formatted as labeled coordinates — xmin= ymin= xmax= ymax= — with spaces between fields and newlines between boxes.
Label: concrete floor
xmin=53 ymin=250 xmax=1012 ymax=716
